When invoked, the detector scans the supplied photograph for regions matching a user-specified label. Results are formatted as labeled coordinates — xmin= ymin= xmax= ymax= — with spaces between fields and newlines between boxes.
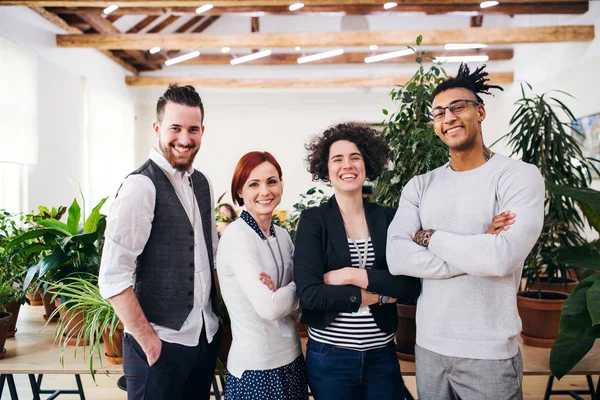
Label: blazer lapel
xmin=323 ymin=196 xmax=352 ymax=268
xmin=364 ymin=200 xmax=385 ymax=269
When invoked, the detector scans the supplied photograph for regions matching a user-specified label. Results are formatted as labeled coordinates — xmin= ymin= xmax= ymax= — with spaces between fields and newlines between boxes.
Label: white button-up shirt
xmin=99 ymin=148 xmax=220 ymax=346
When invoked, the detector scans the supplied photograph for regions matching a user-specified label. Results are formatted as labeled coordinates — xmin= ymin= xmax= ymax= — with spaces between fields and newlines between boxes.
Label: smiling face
xmin=153 ymin=101 xmax=204 ymax=172
xmin=327 ymin=140 xmax=366 ymax=195
xmin=238 ymin=161 xmax=282 ymax=220
xmin=432 ymin=87 xmax=486 ymax=153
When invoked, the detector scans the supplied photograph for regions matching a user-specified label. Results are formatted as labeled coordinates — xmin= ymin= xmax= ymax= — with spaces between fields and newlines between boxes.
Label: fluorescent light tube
xmin=297 ymin=49 xmax=344 ymax=64
xmin=289 ymin=3 xmax=304 ymax=11
xmin=444 ymin=43 xmax=488 ymax=50
xmin=221 ymin=47 xmax=230 ymax=53
xmin=230 ymin=50 xmax=272 ymax=65
xmin=196 ymin=4 xmax=214 ymax=14
xmin=436 ymin=55 xmax=489 ymax=63
xmin=103 ymin=4 xmax=118 ymax=14
xmin=480 ymin=1 xmax=499 ymax=8
xmin=364 ymin=48 xmax=415 ymax=64
xmin=165 ymin=51 xmax=200 ymax=66
xmin=384 ymin=2 xmax=398 ymax=9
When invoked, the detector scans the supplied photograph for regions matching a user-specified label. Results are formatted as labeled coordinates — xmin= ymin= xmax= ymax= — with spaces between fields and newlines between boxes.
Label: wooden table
xmin=2 ymin=305 xmax=600 ymax=399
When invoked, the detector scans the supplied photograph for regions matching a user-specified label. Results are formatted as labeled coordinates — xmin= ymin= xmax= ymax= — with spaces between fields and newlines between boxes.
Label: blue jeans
xmin=306 ymin=339 xmax=405 ymax=400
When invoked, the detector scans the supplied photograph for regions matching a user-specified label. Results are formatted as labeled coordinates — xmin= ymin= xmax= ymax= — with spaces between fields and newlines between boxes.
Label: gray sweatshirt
xmin=387 ymin=154 xmax=544 ymax=360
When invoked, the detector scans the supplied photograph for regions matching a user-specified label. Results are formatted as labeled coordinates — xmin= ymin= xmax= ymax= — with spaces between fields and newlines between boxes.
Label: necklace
xmin=265 ymin=232 xmax=285 ymax=288
xmin=342 ymin=212 xmax=369 ymax=270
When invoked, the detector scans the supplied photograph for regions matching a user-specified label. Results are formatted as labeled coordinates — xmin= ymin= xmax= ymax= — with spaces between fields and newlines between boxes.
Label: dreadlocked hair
xmin=431 ymin=63 xmax=503 ymax=105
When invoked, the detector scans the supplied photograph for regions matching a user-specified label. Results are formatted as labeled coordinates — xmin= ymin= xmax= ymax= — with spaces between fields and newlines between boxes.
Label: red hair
xmin=231 ymin=151 xmax=283 ymax=206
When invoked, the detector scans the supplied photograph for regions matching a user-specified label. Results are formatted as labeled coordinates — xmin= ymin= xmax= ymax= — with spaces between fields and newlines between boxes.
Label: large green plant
xmin=44 ymin=276 xmax=120 ymax=381
xmin=374 ymin=37 xmax=449 ymax=208
xmin=549 ymin=184 xmax=600 ymax=378
xmin=493 ymin=83 xmax=600 ymax=289
xmin=8 ymin=196 xmax=108 ymax=291
xmin=274 ymin=187 xmax=329 ymax=242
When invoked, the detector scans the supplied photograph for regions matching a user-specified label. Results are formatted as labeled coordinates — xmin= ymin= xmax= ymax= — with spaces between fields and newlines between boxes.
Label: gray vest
xmin=122 ymin=159 xmax=219 ymax=331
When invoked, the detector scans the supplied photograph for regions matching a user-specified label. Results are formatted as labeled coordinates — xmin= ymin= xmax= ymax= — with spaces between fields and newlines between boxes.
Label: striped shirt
xmin=308 ymin=238 xmax=395 ymax=351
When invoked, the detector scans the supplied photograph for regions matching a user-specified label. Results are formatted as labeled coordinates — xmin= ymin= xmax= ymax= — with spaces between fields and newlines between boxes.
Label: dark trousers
xmin=123 ymin=325 xmax=222 ymax=400
xmin=305 ymin=339 xmax=405 ymax=400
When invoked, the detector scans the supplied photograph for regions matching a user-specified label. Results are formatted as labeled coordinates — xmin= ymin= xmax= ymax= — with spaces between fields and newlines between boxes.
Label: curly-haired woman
xmin=293 ymin=123 xmax=421 ymax=400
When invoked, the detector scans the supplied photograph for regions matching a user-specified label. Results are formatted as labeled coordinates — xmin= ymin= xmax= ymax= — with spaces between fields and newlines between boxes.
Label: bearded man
xmin=99 ymin=84 xmax=221 ymax=400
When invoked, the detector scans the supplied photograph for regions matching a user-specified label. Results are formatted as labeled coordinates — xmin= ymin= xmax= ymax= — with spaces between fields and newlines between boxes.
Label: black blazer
xmin=293 ymin=196 xmax=421 ymax=334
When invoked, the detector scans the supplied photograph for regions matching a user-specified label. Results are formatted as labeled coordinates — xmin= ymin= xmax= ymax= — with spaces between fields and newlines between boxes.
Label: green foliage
xmin=494 ymin=82 xmax=600 ymax=288
xmin=549 ymin=184 xmax=600 ymax=378
xmin=374 ymin=44 xmax=449 ymax=208
xmin=44 ymin=276 xmax=120 ymax=382
xmin=8 ymin=196 xmax=108 ymax=291
xmin=274 ymin=187 xmax=329 ymax=242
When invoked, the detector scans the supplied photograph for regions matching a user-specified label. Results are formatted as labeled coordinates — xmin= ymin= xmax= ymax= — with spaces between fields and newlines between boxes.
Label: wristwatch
xmin=379 ymin=295 xmax=390 ymax=306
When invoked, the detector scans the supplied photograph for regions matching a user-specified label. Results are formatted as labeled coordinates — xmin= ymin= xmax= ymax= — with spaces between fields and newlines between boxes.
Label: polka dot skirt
xmin=225 ymin=356 xmax=308 ymax=400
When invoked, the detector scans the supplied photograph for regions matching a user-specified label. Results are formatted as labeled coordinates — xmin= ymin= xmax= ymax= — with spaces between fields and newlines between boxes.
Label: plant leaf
xmin=66 ymin=198 xmax=81 ymax=235
xmin=84 ymin=198 xmax=108 ymax=234
xmin=550 ymin=334 xmax=595 ymax=379
xmin=587 ymin=279 xmax=600 ymax=326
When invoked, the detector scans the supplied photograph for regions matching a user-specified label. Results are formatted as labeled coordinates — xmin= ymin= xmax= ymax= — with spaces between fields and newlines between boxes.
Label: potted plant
xmin=43 ymin=276 xmax=122 ymax=381
xmin=494 ymin=82 xmax=600 ymax=347
xmin=548 ymin=184 xmax=600 ymax=378
xmin=373 ymin=37 xmax=449 ymax=360
xmin=8 ymin=196 xmax=107 ymax=322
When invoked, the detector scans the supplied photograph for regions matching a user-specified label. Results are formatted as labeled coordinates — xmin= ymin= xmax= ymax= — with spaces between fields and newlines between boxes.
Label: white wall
xmin=0 ymin=6 xmax=136 ymax=213
xmin=134 ymin=88 xmax=399 ymax=210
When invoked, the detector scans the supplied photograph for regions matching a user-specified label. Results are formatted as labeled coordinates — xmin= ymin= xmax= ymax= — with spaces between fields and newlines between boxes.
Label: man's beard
xmin=160 ymin=141 xmax=200 ymax=172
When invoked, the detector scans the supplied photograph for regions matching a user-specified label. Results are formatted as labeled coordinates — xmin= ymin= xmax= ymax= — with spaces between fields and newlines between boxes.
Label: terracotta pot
xmin=102 ymin=322 xmax=124 ymax=364
xmin=218 ymin=323 xmax=232 ymax=365
xmin=26 ymin=288 xmax=43 ymax=306
xmin=0 ymin=311 xmax=12 ymax=359
xmin=530 ymin=277 xmax=579 ymax=294
xmin=395 ymin=303 xmax=417 ymax=361
xmin=2 ymin=301 xmax=21 ymax=337
xmin=517 ymin=290 xmax=568 ymax=348
xmin=42 ymin=291 xmax=59 ymax=321
xmin=297 ymin=321 xmax=308 ymax=338
xmin=55 ymin=298 xmax=87 ymax=346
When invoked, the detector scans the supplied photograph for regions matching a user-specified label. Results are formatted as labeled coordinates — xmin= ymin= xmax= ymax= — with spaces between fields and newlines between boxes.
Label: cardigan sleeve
xmin=219 ymin=226 xmax=299 ymax=321
xmin=293 ymin=209 xmax=362 ymax=313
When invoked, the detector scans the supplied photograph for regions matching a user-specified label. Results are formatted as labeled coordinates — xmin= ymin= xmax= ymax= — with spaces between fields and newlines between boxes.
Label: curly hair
xmin=431 ymin=63 xmax=503 ymax=105
xmin=306 ymin=123 xmax=390 ymax=183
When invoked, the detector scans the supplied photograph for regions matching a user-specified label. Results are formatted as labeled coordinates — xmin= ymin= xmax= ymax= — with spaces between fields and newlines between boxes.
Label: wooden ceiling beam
xmin=144 ymin=49 xmax=513 ymax=65
xmin=77 ymin=13 xmax=157 ymax=69
xmin=43 ymin=3 xmax=589 ymax=15
xmin=126 ymin=15 xmax=159 ymax=33
xmin=191 ymin=15 xmax=220 ymax=33
xmin=125 ymin=72 xmax=514 ymax=88
xmin=28 ymin=6 xmax=138 ymax=73
xmin=56 ymin=25 xmax=595 ymax=50
xmin=1 ymin=1 xmax=584 ymax=6
xmin=147 ymin=15 xmax=180 ymax=33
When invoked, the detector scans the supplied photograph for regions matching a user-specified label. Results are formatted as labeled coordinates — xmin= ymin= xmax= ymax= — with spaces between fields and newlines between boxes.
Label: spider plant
xmin=44 ymin=276 xmax=121 ymax=382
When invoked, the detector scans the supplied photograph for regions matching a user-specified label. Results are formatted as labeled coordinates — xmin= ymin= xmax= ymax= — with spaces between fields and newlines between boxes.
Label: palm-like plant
xmin=374 ymin=36 xmax=449 ymax=209
xmin=44 ymin=276 xmax=121 ymax=381
xmin=493 ymin=82 xmax=600 ymax=288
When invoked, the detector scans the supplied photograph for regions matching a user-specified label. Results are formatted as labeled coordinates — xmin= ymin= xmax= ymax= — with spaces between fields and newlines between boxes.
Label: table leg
xmin=6 ymin=374 xmax=19 ymax=400
xmin=28 ymin=374 xmax=41 ymax=400
xmin=75 ymin=374 xmax=86 ymax=400
xmin=544 ymin=375 xmax=554 ymax=400
xmin=0 ymin=374 xmax=5 ymax=398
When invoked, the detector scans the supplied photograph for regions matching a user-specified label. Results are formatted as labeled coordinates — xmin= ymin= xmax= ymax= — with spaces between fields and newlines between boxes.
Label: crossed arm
xmin=387 ymin=165 xmax=545 ymax=279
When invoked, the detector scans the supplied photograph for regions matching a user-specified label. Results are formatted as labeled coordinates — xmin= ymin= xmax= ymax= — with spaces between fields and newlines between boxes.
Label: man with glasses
xmin=386 ymin=64 xmax=544 ymax=399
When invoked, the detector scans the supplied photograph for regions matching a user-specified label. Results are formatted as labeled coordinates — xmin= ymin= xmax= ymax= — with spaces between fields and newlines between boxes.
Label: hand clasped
xmin=414 ymin=229 xmax=436 ymax=248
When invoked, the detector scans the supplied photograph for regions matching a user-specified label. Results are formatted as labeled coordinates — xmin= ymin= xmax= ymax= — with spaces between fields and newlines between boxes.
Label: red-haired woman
xmin=216 ymin=151 xmax=308 ymax=400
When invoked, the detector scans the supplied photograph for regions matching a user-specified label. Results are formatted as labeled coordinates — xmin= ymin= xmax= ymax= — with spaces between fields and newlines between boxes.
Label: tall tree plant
xmin=374 ymin=36 xmax=449 ymax=208
xmin=493 ymin=82 xmax=600 ymax=288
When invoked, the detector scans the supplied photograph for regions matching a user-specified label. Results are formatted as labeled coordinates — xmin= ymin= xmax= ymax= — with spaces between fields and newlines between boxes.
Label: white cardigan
xmin=216 ymin=219 xmax=301 ymax=378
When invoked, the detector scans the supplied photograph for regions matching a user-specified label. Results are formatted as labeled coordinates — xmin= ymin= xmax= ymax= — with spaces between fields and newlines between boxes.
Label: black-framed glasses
xmin=431 ymin=99 xmax=480 ymax=121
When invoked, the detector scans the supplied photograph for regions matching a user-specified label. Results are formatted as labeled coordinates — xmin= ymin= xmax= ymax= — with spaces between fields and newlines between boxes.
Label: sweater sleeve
xmin=428 ymin=163 xmax=544 ymax=278
xmin=294 ymin=209 xmax=362 ymax=313
xmin=220 ymin=227 xmax=299 ymax=321
xmin=386 ymin=177 xmax=465 ymax=279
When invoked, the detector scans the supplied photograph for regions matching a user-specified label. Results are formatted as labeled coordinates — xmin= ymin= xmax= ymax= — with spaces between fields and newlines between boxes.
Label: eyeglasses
xmin=431 ymin=99 xmax=480 ymax=121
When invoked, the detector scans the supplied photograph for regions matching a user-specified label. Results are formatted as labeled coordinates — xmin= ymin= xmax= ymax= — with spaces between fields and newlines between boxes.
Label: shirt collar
xmin=240 ymin=210 xmax=275 ymax=240
xmin=149 ymin=148 xmax=193 ymax=179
